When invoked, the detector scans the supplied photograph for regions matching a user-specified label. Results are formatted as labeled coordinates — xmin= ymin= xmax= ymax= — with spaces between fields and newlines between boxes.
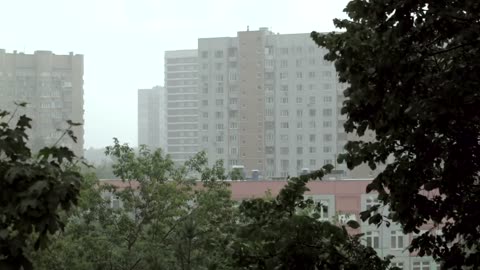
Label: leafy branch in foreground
xmin=0 ymin=107 xmax=83 ymax=270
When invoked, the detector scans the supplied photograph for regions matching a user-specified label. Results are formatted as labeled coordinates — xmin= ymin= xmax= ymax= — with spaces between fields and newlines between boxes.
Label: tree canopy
xmin=0 ymin=106 xmax=83 ymax=269
xmin=312 ymin=0 xmax=480 ymax=268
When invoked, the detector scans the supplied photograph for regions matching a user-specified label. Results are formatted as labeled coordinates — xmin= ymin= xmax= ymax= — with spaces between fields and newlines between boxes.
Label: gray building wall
xmin=0 ymin=49 xmax=84 ymax=156
xmin=164 ymin=50 xmax=199 ymax=164
xmin=196 ymin=28 xmax=345 ymax=178
xmin=138 ymin=86 xmax=167 ymax=151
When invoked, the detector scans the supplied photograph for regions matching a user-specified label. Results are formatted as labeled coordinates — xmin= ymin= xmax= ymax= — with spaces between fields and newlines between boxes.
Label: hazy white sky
xmin=1 ymin=0 xmax=350 ymax=149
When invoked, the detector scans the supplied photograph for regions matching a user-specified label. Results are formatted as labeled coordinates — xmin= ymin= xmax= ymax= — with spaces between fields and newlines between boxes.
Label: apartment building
xmin=138 ymin=86 xmax=167 ymax=151
xmin=0 ymin=49 xmax=84 ymax=155
xmin=194 ymin=28 xmax=348 ymax=178
xmin=164 ymin=50 xmax=199 ymax=164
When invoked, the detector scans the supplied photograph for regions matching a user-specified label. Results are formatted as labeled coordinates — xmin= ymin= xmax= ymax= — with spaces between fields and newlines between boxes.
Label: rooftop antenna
xmin=247 ymin=25 xmax=249 ymax=31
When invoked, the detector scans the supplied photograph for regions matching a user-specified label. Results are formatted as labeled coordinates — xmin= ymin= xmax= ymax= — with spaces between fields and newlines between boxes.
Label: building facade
xmin=164 ymin=50 xmax=199 ymax=164
xmin=195 ymin=28 xmax=347 ymax=178
xmin=138 ymin=86 xmax=167 ymax=151
xmin=0 ymin=49 xmax=84 ymax=155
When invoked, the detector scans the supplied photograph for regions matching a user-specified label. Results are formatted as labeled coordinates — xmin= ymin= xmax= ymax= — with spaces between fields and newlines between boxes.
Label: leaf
xmin=346 ymin=220 xmax=360 ymax=229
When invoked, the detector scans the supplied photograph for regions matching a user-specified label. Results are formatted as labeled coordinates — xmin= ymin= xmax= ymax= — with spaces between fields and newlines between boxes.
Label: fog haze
xmin=1 ymin=0 xmax=349 ymax=148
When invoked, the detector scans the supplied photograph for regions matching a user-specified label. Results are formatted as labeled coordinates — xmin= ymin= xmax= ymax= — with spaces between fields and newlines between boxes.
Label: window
xmin=215 ymin=74 xmax=224 ymax=81
xmin=266 ymin=97 xmax=274 ymax=103
xmin=323 ymin=83 xmax=332 ymax=90
xmin=217 ymin=148 xmax=224 ymax=154
xmin=323 ymin=71 xmax=332 ymax=78
xmin=297 ymin=134 xmax=303 ymax=142
xmin=215 ymin=63 xmax=223 ymax=70
xmin=309 ymin=121 xmax=316 ymax=128
xmin=229 ymin=135 xmax=237 ymax=141
xmin=323 ymin=146 xmax=331 ymax=153
xmin=297 ymin=147 xmax=303 ymax=155
xmin=216 ymin=135 xmax=224 ymax=142
xmin=202 ymin=136 xmax=208 ymax=142
xmin=229 ymin=98 xmax=238 ymax=104
xmin=281 ymin=159 xmax=289 ymax=170
xmin=280 ymin=48 xmax=289 ymax=55
xmin=365 ymin=231 xmax=380 ymax=249
xmin=391 ymin=262 xmax=404 ymax=270
xmin=324 ymin=159 xmax=332 ymax=165
xmin=202 ymin=112 xmax=208 ymax=118
xmin=309 ymin=134 xmax=316 ymax=142
xmin=309 ymin=96 xmax=316 ymax=104
xmin=216 ymin=99 xmax=224 ymax=106
xmin=281 ymin=85 xmax=288 ymax=91
xmin=202 ymin=124 xmax=208 ymax=130
xmin=280 ymin=72 xmax=288 ymax=79
xmin=412 ymin=261 xmax=430 ymax=270
xmin=216 ymin=123 xmax=224 ymax=130
xmin=215 ymin=111 xmax=223 ymax=119
xmin=202 ymin=100 xmax=208 ymax=106
xmin=280 ymin=110 xmax=289 ymax=117
xmin=296 ymin=84 xmax=303 ymax=91
xmin=309 ymin=58 xmax=316 ymax=65
xmin=297 ymin=109 xmax=303 ymax=117
xmin=296 ymin=97 xmax=303 ymax=104
xmin=281 ymin=97 xmax=288 ymax=104
xmin=296 ymin=59 xmax=302 ymax=67
xmin=309 ymin=147 xmax=316 ymax=153
xmin=297 ymin=159 xmax=303 ymax=168
xmin=281 ymin=122 xmax=289 ymax=128
xmin=308 ymin=71 xmax=315 ymax=78
xmin=310 ymin=159 xmax=316 ymax=166
xmin=280 ymin=60 xmax=288 ymax=68
xmin=297 ymin=122 xmax=303 ymax=128
xmin=280 ymin=147 xmax=289 ymax=155
xmin=201 ymin=51 xmax=208 ymax=58
xmin=229 ymin=122 xmax=238 ymax=129
xmin=323 ymin=108 xmax=333 ymax=116
xmin=280 ymin=134 xmax=288 ymax=142
xmin=391 ymin=230 xmax=405 ymax=249
xmin=323 ymin=96 xmax=332 ymax=102
xmin=215 ymin=50 xmax=224 ymax=58
xmin=309 ymin=109 xmax=316 ymax=117
xmin=228 ymin=47 xmax=237 ymax=57
xmin=323 ymin=121 xmax=332 ymax=128
xmin=296 ymin=71 xmax=303 ymax=79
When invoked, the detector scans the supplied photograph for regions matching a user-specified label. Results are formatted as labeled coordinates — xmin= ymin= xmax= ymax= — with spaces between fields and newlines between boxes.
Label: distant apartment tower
xmin=195 ymin=28 xmax=348 ymax=178
xmin=138 ymin=86 xmax=167 ymax=151
xmin=164 ymin=50 xmax=199 ymax=164
xmin=0 ymin=49 xmax=84 ymax=155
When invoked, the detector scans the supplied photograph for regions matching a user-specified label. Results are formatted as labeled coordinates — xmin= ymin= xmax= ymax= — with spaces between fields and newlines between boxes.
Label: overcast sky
xmin=1 ymin=0 xmax=350 ymax=149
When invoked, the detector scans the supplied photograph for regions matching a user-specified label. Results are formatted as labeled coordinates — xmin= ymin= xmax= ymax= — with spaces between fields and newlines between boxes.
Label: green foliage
xmin=0 ymin=107 xmax=83 ymax=269
xmin=31 ymin=140 xmax=236 ymax=270
xmin=312 ymin=0 xmax=480 ymax=268
xmin=230 ymin=167 xmax=393 ymax=270
xmin=229 ymin=168 xmax=243 ymax=180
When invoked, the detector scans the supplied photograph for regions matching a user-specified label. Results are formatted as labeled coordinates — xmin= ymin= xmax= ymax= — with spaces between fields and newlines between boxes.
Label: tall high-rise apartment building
xmin=138 ymin=86 xmax=167 ymax=151
xmin=164 ymin=50 xmax=199 ymax=164
xmin=164 ymin=28 xmax=356 ymax=178
xmin=0 ymin=49 xmax=84 ymax=155
xmin=196 ymin=28 xmax=348 ymax=178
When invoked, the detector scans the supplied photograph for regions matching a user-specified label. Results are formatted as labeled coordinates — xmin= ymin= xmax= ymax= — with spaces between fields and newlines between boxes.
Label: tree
xmin=312 ymin=1 xmax=480 ymax=268
xmin=31 ymin=141 xmax=237 ymax=270
xmin=0 ymin=106 xmax=83 ymax=269
xmin=229 ymin=168 xmax=243 ymax=181
xmin=230 ymin=167 xmax=395 ymax=270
